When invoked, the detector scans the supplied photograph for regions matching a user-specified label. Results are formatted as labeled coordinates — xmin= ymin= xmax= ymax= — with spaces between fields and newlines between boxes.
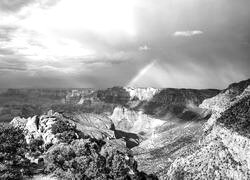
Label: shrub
xmin=44 ymin=138 xmax=158 ymax=180
xmin=47 ymin=119 xmax=158 ymax=180
xmin=51 ymin=119 xmax=81 ymax=144
xmin=0 ymin=125 xmax=32 ymax=179
xmin=51 ymin=119 xmax=75 ymax=135
xmin=29 ymin=137 xmax=44 ymax=158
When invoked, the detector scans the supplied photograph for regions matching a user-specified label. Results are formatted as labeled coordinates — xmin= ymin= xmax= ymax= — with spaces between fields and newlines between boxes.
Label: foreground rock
xmin=65 ymin=112 xmax=115 ymax=140
xmin=11 ymin=111 xmax=60 ymax=145
xmin=11 ymin=110 xmax=116 ymax=145
xmin=7 ymin=109 xmax=159 ymax=179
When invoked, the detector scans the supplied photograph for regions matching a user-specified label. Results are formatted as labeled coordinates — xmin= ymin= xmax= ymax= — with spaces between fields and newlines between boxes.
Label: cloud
xmin=0 ymin=0 xmax=33 ymax=12
xmin=0 ymin=0 xmax=249 ymax=88
xmin=173 ymin=30 xmax=203 ymax=37
xmin=139 ymin=45 xmax=150 ymax=51
xmin=0 ymin=56 xmax=28 ymax=72
xmin=0 ymin=25 xmax=18 ymax=41
xmin=0 ymin=0 xmax=60 ymax=13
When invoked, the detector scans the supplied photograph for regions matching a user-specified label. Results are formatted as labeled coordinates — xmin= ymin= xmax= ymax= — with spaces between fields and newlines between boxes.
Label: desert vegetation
xmin=0 ymin=125 xmax=32 ymax=179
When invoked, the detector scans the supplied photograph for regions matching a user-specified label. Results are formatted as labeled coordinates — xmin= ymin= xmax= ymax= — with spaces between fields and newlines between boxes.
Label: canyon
xmin=1 ymin=79 xmax=249 ymax=179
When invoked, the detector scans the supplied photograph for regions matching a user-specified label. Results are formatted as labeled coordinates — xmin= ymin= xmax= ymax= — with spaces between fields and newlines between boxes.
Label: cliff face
xmin=200 ymin=79 xmax=250 ymax=112
xmin=143 ymin=88 xmax=219 ymax=118
xmin=167 ymin=79 xmax=250 ymax=180
xmin=124 ymin=87 xmax=160 ymax=101
xmin=110 ymin=106 xmax=165 ymax=134
xmin=96 ymin=87 xmax=131 ymax=105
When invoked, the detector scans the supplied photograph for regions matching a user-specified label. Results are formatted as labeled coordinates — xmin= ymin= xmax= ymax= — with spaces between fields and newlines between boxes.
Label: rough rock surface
xmin=10 ymin=116 xmax=27 ymax=129
xmin=200 ymin=85 xmax=250 ymax=132
xmin=167 ymin=80 xmax=250 ymax=180
xmin=11 ymin=110 xmax=116 ymax=145
xmin=143 ymin=88 xmax=219 ymax=118
xmin=11 ymin=110 xmax=60 ymax=145
xmin=66 ymin=112 xmax=115 ymax=140
xmin=65 ymin=89 xmax=95 ymax=104
xmin=110 ymin=106 xmax=165 ymax=134
xmin=125 ymin=87 xmax=160 ymax=101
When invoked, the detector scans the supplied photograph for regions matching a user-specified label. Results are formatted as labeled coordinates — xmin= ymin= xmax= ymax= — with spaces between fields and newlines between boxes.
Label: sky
xmin=0 ymin=0 xmax=249 ymax=89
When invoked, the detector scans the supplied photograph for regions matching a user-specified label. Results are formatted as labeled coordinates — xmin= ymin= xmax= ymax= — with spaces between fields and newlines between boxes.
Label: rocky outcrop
xmin=65 ymin=89 xmax=95 ymax=104
xmin=96 ymin=87 xmax=130 ymax=105
xmin=167 ymin=113 xmax=250 ymax=179
xmin=200 ymin=85 xmax=250 ymax=132
xmin=143 ymin=88 xmax=219 ymax=117
xmin=10 ymin=116 xmax=27 ymax=129
xmin=66 ymin=112 xmax=115 ymax=140
xmin=125 ymin=87 xmax=159 ymax=101
xmin=110 ymin=106 xmax=165 ymax=134
xmin=11 ymin=110 xmax=116 ymax=145
xmin=167 ymin=79 xmax=250 ymax=180
xmin=11 ymin=110 xmax=60 ymax=145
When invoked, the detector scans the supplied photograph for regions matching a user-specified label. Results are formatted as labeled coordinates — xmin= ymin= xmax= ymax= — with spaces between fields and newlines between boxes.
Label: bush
xmin=51 ymin=119 xmax=87 ymax=144
xmin=44 ymin=139 xmax=158 ymax=180
xmin=0 ymin=125 xmax=32 ymax=179
xmin=47 ymin=119 xmax=158 ymax=179
xmin=29 ymin=137 xmax=44 ymax=158
xmin=44 ymin=140 xmax=106 ymax=179
xmin=51 ymin=119 xmax=75 ymax=135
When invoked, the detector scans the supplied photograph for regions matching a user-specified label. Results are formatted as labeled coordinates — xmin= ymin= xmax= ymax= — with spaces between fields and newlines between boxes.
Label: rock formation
xmin=125 ymin=87 xmax=160 ymax=101
xmin=11 ymin=110 xmax=60 ymax=145
xmin=66 ymin=112 xmax=115 ymax=140
xmin=110 ymin=106 xmax=165 ymax=134
xmin=167 ymin=79 xmax=250 ymax=180
xmin=143 ymin=88 xmax=219 ymax=118
xmin=11 ymin=110 xmax=116 ymax=145
xmin=4 ymin=79 xmax=250 ymax=180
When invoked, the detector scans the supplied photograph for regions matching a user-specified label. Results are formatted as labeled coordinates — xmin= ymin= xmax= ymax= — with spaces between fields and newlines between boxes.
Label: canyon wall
xmin=167 ymin=79 xmax=250 ymax=180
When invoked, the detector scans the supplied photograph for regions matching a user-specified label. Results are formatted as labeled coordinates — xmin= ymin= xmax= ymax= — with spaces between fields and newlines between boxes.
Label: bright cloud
xmin=139 ymin=45 xmax=150 ymax=51
xmin=173 ymin=30 xmax=203 ymax=37
xmin=0 ymin=0 xmax=136 ymax=68
xmin=21 ymin=0 xmax=136 ymax=36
